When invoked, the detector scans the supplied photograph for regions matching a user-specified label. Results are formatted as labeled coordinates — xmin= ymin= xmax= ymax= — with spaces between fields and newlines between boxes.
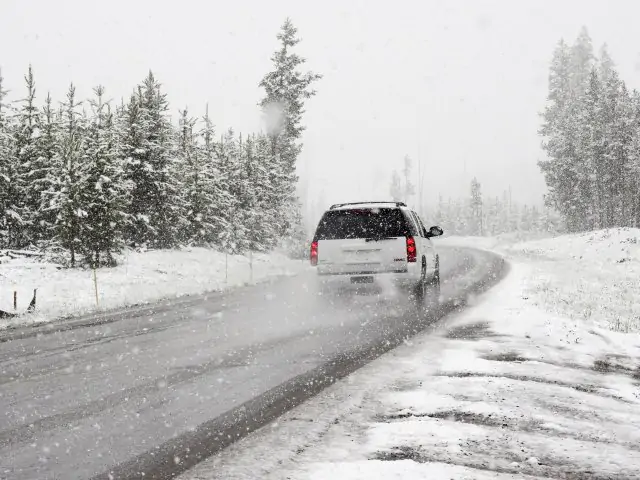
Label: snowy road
xmin=0 ymin=246 xmax=506 ymax=480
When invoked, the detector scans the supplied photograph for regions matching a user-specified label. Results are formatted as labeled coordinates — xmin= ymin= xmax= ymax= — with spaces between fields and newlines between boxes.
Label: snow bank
xmin=0 ymin=248 xmax=307 ymax=329
xmin=443 ymin=228 xmax=640 ymax=332
xmin=179 ymin=261 xmax=640 ymax=480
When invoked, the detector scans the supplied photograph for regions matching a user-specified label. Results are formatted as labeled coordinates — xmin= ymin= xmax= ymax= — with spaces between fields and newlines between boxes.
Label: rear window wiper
xmin=365 ymin=236 xmax=397 ymax=242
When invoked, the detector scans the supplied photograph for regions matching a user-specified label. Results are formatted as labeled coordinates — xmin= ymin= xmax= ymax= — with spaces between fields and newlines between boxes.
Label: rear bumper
xmin=316 ymin=262 xmax=421 ymax=286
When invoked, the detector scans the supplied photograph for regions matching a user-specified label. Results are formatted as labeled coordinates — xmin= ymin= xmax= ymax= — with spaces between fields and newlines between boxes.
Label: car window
xmin=414 ymin=213 xmax=428 ymax=237
xmin=314 ymin=208 xmax=411 ymax=240
xmin=409 ymin=211 xmax=424 ymax=237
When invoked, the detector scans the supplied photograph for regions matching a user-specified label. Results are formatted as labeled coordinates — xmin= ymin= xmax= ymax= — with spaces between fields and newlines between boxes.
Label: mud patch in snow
xmin=443 ymin=321 xmax=499 ymax=340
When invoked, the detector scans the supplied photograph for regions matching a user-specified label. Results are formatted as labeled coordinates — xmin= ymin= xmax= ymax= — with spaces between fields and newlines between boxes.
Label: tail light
xmin=406 ymin=236 xmax=417 ymax=262
xmin=310 ymin=240 xmax=318 ymax=266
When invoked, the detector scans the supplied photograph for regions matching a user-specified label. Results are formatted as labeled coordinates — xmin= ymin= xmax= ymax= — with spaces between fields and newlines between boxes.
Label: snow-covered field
xmin=445 ymin=228 xmax=640 ymax=333
xmin=0 ymin=248 xmax=307 ymax=329
xmin=181 ymin=228 xmax=640 ymax=480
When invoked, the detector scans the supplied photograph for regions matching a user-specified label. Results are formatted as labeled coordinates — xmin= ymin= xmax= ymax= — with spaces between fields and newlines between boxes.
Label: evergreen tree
xmin=539 ymin=39 xmax=580 ymax=230
xmin=50 ymin=84 xmax=86 ymax=266
xmin=0 ymin=69 xmax=14 ymax=248
xmin=575 ymin=68 xmax=604 ymax=230
xmin=390 ymin=170 xmax=403 ymax=201
xmin=598 ymin=43 xmax=615 ymax=85
xmin=253 ymin=132 xmax=282 ymax=249
xmin=258 ymin=18 xmax=321 ymax=246
xmin=124 ymin=72 xmax=180 ymax=249
xmin=198 ymin=106 xmax=232 ymax=246
xmin=570 ymin=26 xmax=594 ymax=97
xmin=216 ymin=129 xmax=249 ymax=253
xmin=13 ymin=65 xmax=41 ymax=247
xmin=469 ymin=177 xmax=483 ymax=235
xmin=80 ymin=86 xmax=130 ymax=266
xmin=36 ymin=93 xmax=62 ymax=244
xmin=402 ymin=155 xmax=415 ymax=205
xmin=628 ymin=90 xmax=640 ymax=227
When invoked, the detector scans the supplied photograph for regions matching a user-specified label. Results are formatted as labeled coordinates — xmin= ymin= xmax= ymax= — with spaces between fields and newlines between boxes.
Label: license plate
xmin=348 ymin=251 xmax=375 ymax=263
xmin=351 ymin=276 xmax=374 ymax=284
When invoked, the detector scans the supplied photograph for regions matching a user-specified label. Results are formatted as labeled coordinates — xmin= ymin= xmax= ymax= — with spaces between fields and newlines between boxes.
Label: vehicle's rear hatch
xmin=313 ymin=207 xmax=410 ymax=275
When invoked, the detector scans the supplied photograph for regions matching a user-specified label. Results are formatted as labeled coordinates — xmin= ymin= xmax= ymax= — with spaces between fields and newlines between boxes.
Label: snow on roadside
xmin=443 ymin=228 xmax=640 ymax=333
xmin=180 ymin=233 xmax=640 ymax=480
xmin=0 ymin=248 xmax=307 ymax=329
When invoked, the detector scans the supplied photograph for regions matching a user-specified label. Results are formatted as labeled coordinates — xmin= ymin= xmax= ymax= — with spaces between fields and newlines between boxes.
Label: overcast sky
xmin=2 ymin=0 xmax=640 ymax=224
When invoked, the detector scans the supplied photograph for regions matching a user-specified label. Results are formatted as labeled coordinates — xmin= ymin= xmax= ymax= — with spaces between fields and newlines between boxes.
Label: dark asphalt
xmin=0 ymin=246 xmax=507 ymax=480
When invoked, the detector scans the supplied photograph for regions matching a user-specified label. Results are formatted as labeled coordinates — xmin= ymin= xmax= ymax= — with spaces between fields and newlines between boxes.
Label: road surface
xmin=0 ymin=246 xmax=506 ymax=480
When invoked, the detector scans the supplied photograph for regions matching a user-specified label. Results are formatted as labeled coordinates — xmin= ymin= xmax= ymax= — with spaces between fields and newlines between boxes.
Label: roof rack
xmin=329 ymin=201 xmax=407 ymax=210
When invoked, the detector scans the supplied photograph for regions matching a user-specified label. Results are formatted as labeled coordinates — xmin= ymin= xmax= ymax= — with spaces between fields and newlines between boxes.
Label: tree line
xmin=425 ymin=178 xmax=562 ymax=237
xmin=387 ymin=157 xmax=559 ymax=236
xmin=0 ymin=19 xmax=319 ymax=266
xmin=539 ymin=26 xmax=640 ymax=232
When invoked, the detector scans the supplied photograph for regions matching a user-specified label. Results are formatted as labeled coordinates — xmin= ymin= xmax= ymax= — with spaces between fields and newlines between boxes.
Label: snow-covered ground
xmin=445 ymin=228 xmax=640 ymax=333
xmin=180 ymin=228 xmax=640 ymax=479
xmin=0 ymin=248 xmax=307 ymax=329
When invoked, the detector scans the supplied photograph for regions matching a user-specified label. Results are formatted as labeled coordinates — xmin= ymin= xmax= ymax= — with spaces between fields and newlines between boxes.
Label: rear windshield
xmin=314 ymin=208 xmax=411 ymax=240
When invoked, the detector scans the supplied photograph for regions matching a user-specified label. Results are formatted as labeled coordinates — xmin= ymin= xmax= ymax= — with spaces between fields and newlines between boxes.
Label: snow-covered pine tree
xmin=530 ymin=205 xmax=540 ymax=232
xmin=121 ymin=90 xmax=146 ymax=246
xmin=258 ymin=18 xmax=321 ymax=248
xmin=539 ymin=39 xmax=581 ymax=231
xmin=628 ymin=89 xmax=640 ymax=227
xmin=575 ymin=67 xmax=604 ymax=230
xmin=601 ymin=70 xmax=633 ymax=228
xmin=50 ymin=84 xmax=87 ymax=266
xmin=616 ymin=82 xmax=635 ymax=227
xmin=177 ymin=108 xmax=200 ymax=244
xmin=34 ymin=93 xmax=62 ymax=247
xmin=403 ymin=155 xmax=415 ymax=206
xmin=253 ymin=132 xmax=282 ymax=250
xmin=179 ymin=107 xmax=228 ymax=247
xmin=216 ymin=129 xmax=248 ymax=253
xmin=499 ymin=190 xmax=511 ymax=234
xmin=390 ymin=170 xmax=403 ymax=201
xmin=469 ymin=177 xmax=483 ymax=235
xmin=13 ymin=65 xmax=41 ymax=248
xmin=520 ymin=205 xmax=532 ymax=232
xmin=124 ymin=72 xmax=181 ymax=249
xmin=79 ymin=86 xmax=130 ymax=266
xmin=599 ymin=43 xmax=615 ymax=85
xmin=570 ymin=27 xmax=595 ymax=97
xmin=198 ymin=105 xmax=232 ymax=246
xmin=0 ymin=68 xmax=14 ymax=248
xmin=485 ymin=196 xmax=500 ymax=236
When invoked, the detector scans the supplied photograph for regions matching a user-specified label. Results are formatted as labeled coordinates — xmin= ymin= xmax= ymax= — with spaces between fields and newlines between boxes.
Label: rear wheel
xmin=413 ymin=257 xmax=439 ymax=312
xmin=432 ymin=254 xmax=441 ymax=302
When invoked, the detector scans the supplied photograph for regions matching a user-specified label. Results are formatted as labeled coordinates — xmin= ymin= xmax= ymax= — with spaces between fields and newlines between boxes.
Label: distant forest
xmin=385 ymin=156 xmax=560 ymax=237
xmin=427 ymin=178 xmax=562 ymax=237
xmin=0 ymin=19 xmax=320 ymax=266
xmin=539 ymin=26 xmax=640 ymax=232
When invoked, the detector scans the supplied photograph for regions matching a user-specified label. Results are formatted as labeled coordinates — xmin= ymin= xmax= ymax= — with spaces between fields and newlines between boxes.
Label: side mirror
xmin=426 ymin=226 xmax=444 ymax=238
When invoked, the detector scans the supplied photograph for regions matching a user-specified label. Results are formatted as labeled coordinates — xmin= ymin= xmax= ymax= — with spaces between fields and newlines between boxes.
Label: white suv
xmin=310 ymin=201 xmax=443 ymax=305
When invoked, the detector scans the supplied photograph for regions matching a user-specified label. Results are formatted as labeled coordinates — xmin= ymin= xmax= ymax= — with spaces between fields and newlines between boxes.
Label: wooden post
xmin=93 ymin=266 xmax=99 ymax=307
xmin=249 ymin=250 xmax=253 ymax=283
xmin=13 ymin=291 xmax=17 ymax=311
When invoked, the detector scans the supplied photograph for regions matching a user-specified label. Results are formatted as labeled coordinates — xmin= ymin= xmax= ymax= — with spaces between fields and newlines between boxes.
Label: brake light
xmin=310 ymin=240 xmax=318 ymax=266
xmin=406 ymin=236 xmax=417 ymax=262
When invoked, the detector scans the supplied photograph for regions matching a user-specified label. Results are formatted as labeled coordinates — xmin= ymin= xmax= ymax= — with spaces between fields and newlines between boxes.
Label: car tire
xmin=414 ymin=257 xmax=439 ymax=313
xmin=432 ymin=254 xmax=441 ymax=303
